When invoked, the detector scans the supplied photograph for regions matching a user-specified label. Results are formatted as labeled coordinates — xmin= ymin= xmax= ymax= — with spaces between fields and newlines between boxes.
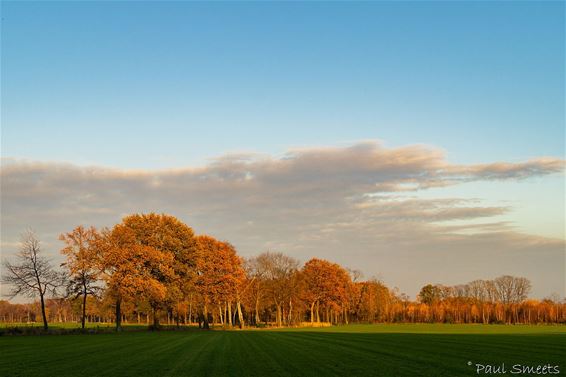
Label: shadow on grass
xmin=0 ymin=324 xmax=205 ymax=336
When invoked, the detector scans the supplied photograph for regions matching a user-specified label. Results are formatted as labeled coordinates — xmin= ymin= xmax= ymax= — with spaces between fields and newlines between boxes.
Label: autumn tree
xmin=59 ymin=225 xmax=102 ymax=329
xmin=2 ymin=230 xmax=63 ymax=330
xmin=301 ymin=258 xmax=351 ymax=324
xmin=96 ymin=223 xmax=175 ymax=331
xmin=195 ymin=235 xmax=245 ymax=329
xmin=354 ymin=279 xmax=392 ymax=322
xmin=117 ymin=213 xmax=198 ymax=328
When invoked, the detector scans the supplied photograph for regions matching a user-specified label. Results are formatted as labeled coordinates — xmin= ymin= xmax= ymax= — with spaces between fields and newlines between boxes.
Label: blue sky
xmin=2 ymin=1 xmax=564 ymax=167
xmin=1 ymin=1 xmax=564 ymax=298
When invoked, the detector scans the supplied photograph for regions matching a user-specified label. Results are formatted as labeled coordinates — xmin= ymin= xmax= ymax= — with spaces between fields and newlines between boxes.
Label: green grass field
xmin=0 ymin=324 xmax=564 ymax=377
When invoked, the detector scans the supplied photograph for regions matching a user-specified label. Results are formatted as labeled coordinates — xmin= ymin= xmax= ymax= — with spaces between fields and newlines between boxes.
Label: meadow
xmin=0 ymin=324 xmax=564 ymax=377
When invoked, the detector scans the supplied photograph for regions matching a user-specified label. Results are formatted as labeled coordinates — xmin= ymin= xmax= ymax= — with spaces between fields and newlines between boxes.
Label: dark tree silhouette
xmin=2 ymin=230 xmax=63 ymax=330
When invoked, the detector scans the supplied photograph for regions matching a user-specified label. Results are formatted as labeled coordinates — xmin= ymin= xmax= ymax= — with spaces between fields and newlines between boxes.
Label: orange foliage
xmin=196 ymin=235 xmax=245 ymax=306
xmin=5 ymin=213 xmax=565 ymax=328
xmin=301 ymin=258 xmax=351 ymax=323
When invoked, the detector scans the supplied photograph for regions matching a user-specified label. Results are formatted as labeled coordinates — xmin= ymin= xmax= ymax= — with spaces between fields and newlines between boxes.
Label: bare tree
xmin=494 ymin=275 xmax=531 ymax=304
xmin=243 ymin=257 xmax=266 ymax=326
xmin=255 ymin=252 xmax=299 ymax=327
xmin=467 ymin=280 xmax=487 ymax=302
xmin=512 ymin=277 xmax=532 ymax=303
xmin=2 ymin=230 xmax=63 ymax=330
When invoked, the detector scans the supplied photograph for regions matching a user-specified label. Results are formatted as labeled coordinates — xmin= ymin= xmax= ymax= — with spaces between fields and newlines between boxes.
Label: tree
xmin=115 ymin=213 xmax=199 ymax=328
xmin=418 ymin=284 xmax=442 ymax=305
xmin=195 ymin=235 xmax=245 ymax=329
xmin=243 ymin=256 xmax=267 ymax=326
xmin=59 ymin=225 xmax=102 ymax=329
xmin=96 ymin=224 xmax=174 ymax=331
xmin=301 ymin=258 xmax=351 ymax=323
xmin=494 ymin=275 xmax=531 ymax=304
xmin=2 ymin=230 xmax=63 ymax=330
xmin=255 ymin=252 xmax=300 ymax=327
xmin=354 ymin=279 xmax=391 ymax=323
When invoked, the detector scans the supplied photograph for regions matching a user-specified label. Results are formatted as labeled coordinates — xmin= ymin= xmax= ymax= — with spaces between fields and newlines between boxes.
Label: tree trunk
xmin=153 ymin=307 xmax=160 ymax=329
xmin=276 ymin=304 xmax=282 ymax=327
xmin=39 ymin=292 xmax=48 ymax=330
xmin=310 ymin=302 xmax=315 ymax=323
xmin=228 ymin=301 xmax=232 ymax=326
xmin=255 ymin=297 xmax=260 ymax=326
xmin=236 ymin=301 xmax=244 ymax=329
xmin=81 ymin=283 xmax=87 ymax=330
xmin=203 ymin=304 xmax=210 ymax=329
xmin=188 ymin=298 xmax=192 ymax=324
xmin=115 ymin=297 xmax=122 ymax=331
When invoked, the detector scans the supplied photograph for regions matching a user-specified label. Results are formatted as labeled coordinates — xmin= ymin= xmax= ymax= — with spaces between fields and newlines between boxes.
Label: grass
xmin=0 ymin=324 xmax=564 ymax=376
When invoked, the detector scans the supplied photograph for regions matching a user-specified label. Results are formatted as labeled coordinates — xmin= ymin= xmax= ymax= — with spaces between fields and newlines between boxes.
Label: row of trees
xmin=2 ymin=286 xmax=564 ymax=327
xmin=2 ymin=213 xmax=565 ymax=330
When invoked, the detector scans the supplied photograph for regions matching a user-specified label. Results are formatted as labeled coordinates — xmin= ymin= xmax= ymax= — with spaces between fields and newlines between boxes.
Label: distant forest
xmin=2 ymin=213 xmax=565 ymax=330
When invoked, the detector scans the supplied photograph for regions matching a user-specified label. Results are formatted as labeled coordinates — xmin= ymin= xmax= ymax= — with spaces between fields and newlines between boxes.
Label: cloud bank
xmin=1 ymin=141 xmax=564 ymax=298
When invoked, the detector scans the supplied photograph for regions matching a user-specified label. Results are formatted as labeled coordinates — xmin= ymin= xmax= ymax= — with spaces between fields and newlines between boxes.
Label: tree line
xmin=2 ymin=213 xmax=565 ymax=330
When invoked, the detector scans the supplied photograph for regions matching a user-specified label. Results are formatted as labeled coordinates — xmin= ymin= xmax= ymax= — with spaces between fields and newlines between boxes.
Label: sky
xmin=1 ymin=1 xmax=564 ymax=300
